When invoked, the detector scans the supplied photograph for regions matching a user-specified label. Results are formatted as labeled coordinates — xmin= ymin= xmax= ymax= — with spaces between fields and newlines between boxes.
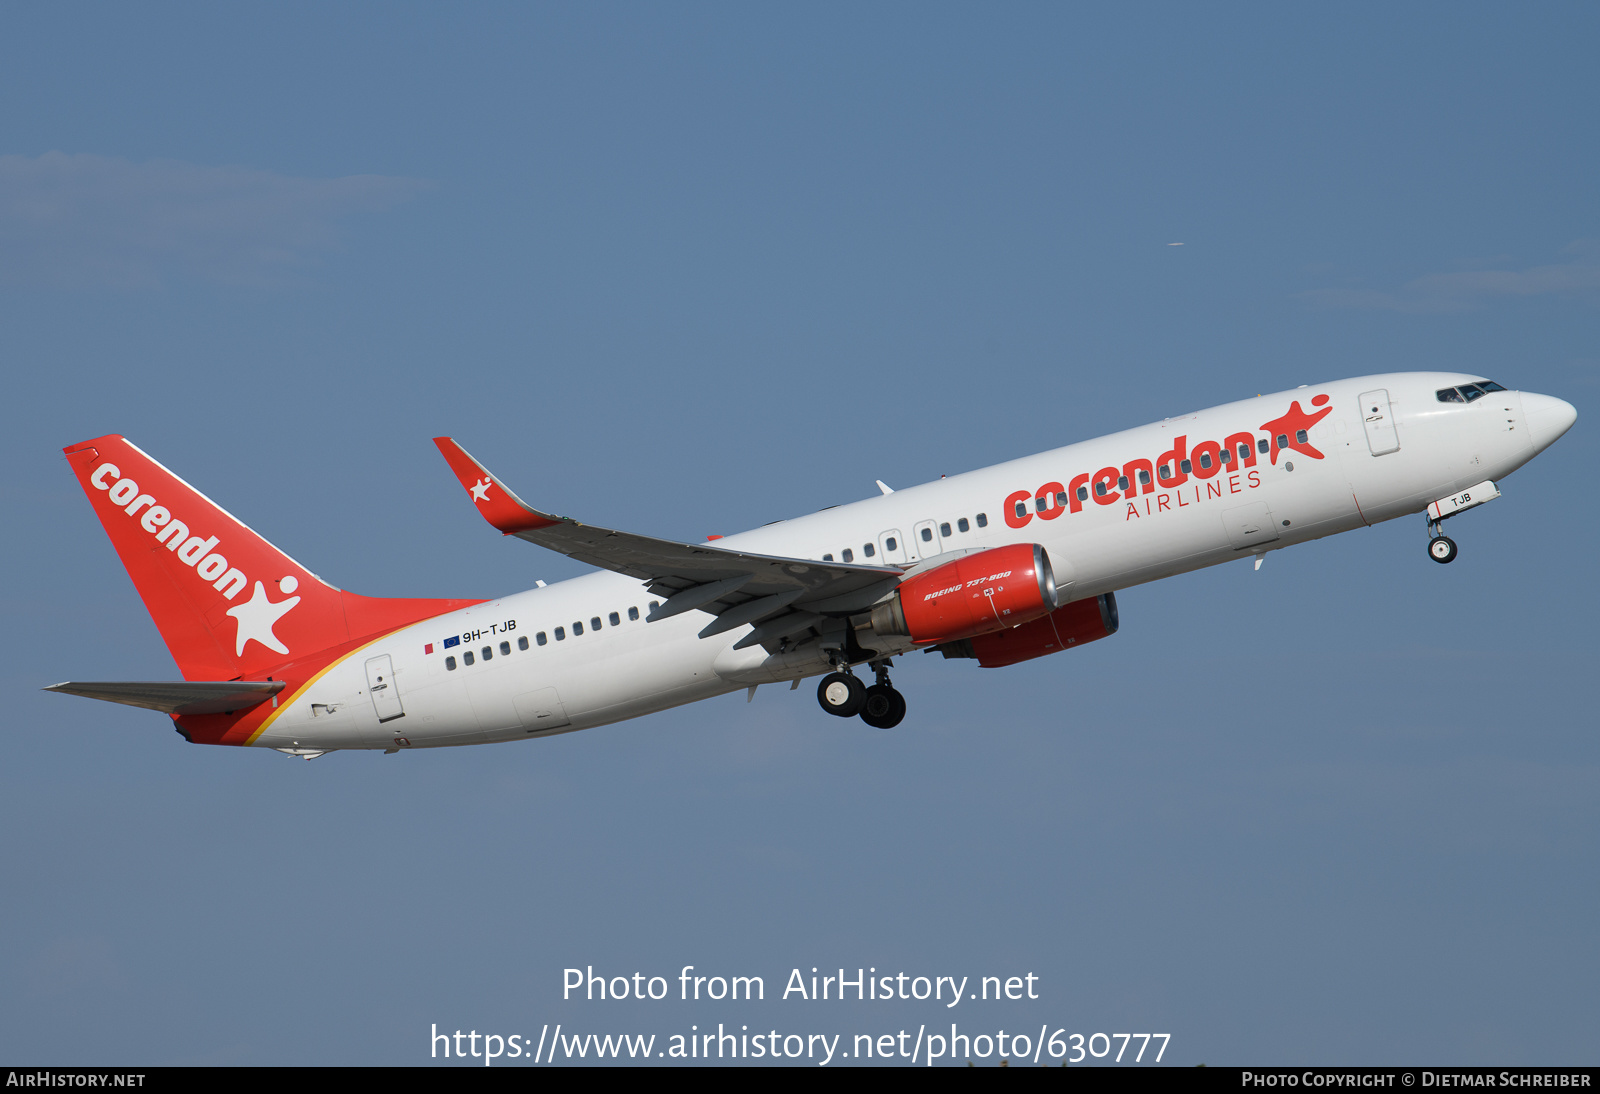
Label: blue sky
xmin=1 ymin=3 xmax=1595 ymax=1065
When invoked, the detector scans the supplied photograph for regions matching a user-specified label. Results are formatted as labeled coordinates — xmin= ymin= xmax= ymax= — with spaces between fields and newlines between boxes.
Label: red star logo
xmin=1259 ymin=394 xmax=1333 ymax=465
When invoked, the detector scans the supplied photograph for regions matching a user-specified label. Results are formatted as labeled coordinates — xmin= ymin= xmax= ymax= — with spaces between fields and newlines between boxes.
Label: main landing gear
xmin=1426 ymin=517 xmax=1458 ymax=564
xmin=816 ymin=660 xmax=906 ymax=729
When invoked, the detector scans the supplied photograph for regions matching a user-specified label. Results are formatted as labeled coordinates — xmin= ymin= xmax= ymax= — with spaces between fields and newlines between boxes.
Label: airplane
xmin=46 ymin=373 xmax=1576 ymax=758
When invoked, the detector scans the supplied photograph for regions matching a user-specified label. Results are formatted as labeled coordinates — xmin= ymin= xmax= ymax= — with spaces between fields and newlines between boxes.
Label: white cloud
xmin=1299 ymin=241 xmax=1600 ymax=314
xmin=0 ymin=151 xmax=431 ymax=288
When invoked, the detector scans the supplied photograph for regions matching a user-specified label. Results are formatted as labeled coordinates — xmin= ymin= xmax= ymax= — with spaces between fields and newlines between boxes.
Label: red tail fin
xmin=65 ymin=435 xmax=482 ymax=680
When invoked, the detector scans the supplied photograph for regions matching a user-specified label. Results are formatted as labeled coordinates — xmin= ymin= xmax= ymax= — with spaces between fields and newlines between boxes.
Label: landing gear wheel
xmin=1428 ymin=536 xmax=1458 ymax=564
xmin=817 ymin=672 xmax=866 ymax=718
xmin=860 ymin=684 xmax=906 ymax=730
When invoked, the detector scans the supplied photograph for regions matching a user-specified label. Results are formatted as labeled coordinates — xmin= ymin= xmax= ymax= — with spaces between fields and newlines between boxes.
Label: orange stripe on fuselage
xmin=173 ymin=625 xmax=428 ymax=747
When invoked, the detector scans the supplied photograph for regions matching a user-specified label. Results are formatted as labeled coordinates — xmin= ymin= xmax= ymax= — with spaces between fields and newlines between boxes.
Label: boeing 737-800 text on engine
xmin=49 ymin=373 xmax=1576 ymax=758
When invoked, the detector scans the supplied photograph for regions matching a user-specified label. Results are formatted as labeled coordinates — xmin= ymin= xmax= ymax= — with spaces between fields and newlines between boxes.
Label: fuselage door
xmin=364 ymin=654 xmax=405 ymax=723
xmin=515 ymin=687 xmax=571 ymax=733
xmin=911 ymin=520 xmax=942 ymax=559
xmin=877 ymin=529 xmax=907 ymax=565
xmin=1359 ymin=389 xmax=1400 ymax=456
xmin=1222 ymin=501 xmax=1281 ymax=550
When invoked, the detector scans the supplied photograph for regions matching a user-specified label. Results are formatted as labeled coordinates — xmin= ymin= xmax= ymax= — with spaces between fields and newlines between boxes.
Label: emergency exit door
xmin=911 ymin=520 xmax=942 ymax=559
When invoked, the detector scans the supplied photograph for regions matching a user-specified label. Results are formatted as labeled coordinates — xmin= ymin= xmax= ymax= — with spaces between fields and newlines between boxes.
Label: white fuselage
xmin=256 ymin=373 xmax=1561 ymax=752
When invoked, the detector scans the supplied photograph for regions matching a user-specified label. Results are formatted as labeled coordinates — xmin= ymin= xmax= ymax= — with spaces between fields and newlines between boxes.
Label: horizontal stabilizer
xmin=45 ymin=680 xmax=285 ymax=716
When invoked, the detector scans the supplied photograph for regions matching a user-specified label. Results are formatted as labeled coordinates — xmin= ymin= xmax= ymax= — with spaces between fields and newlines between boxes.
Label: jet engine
xmin=936 ymin=592 xmax=1119 ymax=667
xmin=868 ymin=543 xmax=1058 ymax=645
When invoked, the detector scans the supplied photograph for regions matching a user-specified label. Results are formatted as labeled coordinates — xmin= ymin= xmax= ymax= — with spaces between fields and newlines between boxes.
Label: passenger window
xmin=628 ymin=607 xmax=639 ymax=621
xmin=975 ymin=513 xmax=987 ymax=528
xmin=518 ymin=636 xmax=529 ymax=651
xmin=1180 ymin=459 xmax=1193 ymax=473
xmin=1219 ymin=449 xmax=1231 ymax=465
xmin=886 ymin=536 xmax=898 ymax=550
xmin=1276 ymin=434 xmax=1288 ymax=449
xmin=1077 ymin=486 xmax=1089 ymax=501
xmin=823 ymin=553 xmax=833 ymax=561
xmin=1094 ymin=481 xmax=1107 ymax=496
xmin=863 ymin=543 xmax=875 ymax=557
xmin=555 ymin=627 xmax=565 ymax=641
xmin=1159 ymin=463 xmax=1171 ymax=479
xmin=1258 ymin=439 xmax=1270 ymax=453
xmin=842 ymin=548 xmax=854 ymax=562
xmin=957 ymin=518 xmax=969 ymax=532
xmin=573 ymin=621 xmax=583 ymax=635
xmin=464 ymin=650 xmax=475 ymax=665
xmin=920 ymin=527 xmax=933 ymax=541
xmin=446 ymin=656 xmax=457 ymax=670
xmin=1295 ymin=429 xmax=1308 ymax=443
xmin=1198 ymin=454 xmax=1211 ymax=470
xmin=500 ymin=641 xmax=510 ymax=656
xmin=1034 ymin=496 xmax=1046 ymax=513
xmin=1014 ymin=500 xmax=1027 ymax=518
xmin=1117 ymin=476 xmax=1129 ymax=490
xmin=482 ymin=646 xmax=492 ymax=660
xmin=1138 ymin=469 xmax=1151 ymax=485
xmin=1055 ymin=492 xmax=1067 ymax=508
xmin=609 ymin=612 xmax=620 ymax=626
xmin=649 ymin=601 xmax=659 ymax=612
xmin=591 ymin=616 xmax=602 ymax=631
xmin=1238 ymin=444 xmax=1251 ymax=462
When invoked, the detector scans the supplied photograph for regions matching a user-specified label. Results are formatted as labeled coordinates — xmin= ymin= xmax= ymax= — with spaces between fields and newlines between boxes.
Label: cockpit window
xmin=1438 ymin=381 xmax=1507 ymax=404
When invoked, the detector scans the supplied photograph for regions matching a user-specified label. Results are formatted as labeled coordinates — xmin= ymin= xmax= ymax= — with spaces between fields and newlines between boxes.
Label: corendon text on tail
xmin=48 ymin=372 xmax=1576 ymax=756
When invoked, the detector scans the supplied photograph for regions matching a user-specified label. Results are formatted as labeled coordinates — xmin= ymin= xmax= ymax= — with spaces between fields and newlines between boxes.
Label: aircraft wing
xmin=433 ymin=438 xmax=903 ymax=644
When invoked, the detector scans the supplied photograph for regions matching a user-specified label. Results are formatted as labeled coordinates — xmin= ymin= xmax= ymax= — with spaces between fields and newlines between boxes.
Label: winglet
xmin=433 ymin=438 xmax=564 ymax=534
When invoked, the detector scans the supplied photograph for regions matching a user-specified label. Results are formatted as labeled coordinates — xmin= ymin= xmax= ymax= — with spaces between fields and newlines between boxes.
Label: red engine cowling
xmin=937 ymin=592 xmax=1118 ymax=667
xmin=869 ymin=543 xmax=1058 ymax=645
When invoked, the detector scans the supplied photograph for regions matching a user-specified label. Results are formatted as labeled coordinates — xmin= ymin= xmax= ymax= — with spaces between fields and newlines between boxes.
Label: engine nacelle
xmin=938 ymin=592 xmax=1119 ymax=667
xmin=868 ymin=543 xmax=1058 ymax=645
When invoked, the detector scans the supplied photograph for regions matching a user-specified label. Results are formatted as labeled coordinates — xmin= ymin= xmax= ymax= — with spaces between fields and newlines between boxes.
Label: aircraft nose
xmin=1521 ymin=392 xmax=1577 ymax=454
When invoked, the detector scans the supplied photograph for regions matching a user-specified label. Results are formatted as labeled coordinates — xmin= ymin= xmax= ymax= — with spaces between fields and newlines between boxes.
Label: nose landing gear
xmin=815 ymin=660 xmax=907 ymax=728
xmin=1426 ymin=516 xmax=1458 ymax=564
